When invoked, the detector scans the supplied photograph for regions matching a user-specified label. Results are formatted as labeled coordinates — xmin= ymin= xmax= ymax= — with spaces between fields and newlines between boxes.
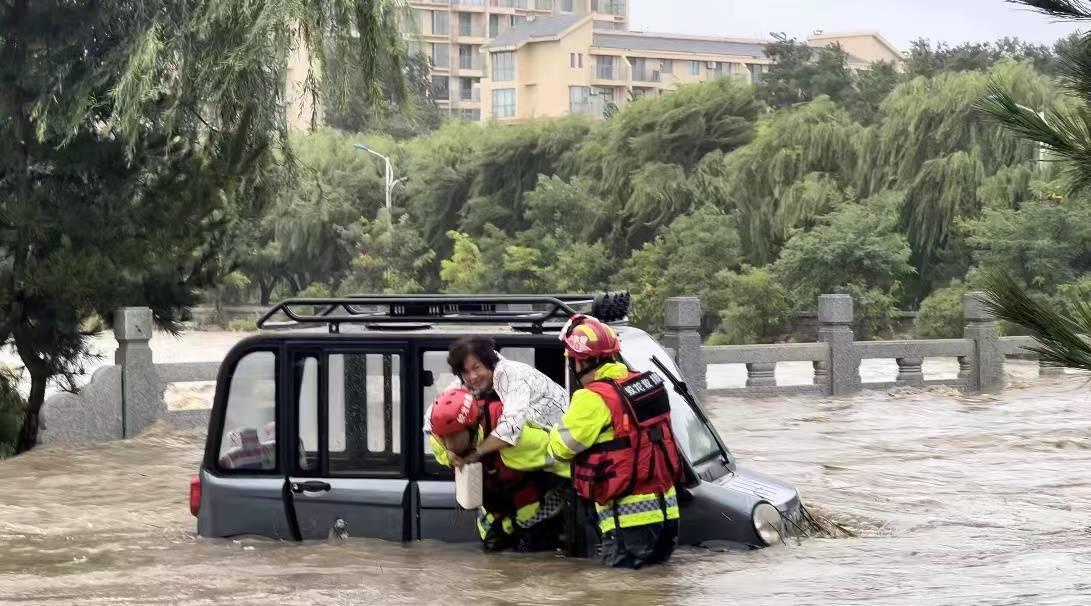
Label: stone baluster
xmin=746 ymin=362 xmax=777 ymax=387
xmin=896 ymin=357 xmax=924 ymax=385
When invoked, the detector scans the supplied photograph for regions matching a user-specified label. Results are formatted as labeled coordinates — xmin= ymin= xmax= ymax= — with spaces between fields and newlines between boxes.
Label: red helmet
xmin=559 ymin=314 xmax=621 ymax=361
xmin=430 ymin=387 xmax=481 ymax=437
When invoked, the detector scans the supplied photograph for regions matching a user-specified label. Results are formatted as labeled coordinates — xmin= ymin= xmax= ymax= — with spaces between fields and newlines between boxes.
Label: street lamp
xmin=353 ymin=143 xmax=407 ymax=211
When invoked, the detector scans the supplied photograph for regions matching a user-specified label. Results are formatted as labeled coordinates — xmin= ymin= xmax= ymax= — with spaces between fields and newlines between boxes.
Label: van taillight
xmin=189 ymin=475 xmax=201 ymax=516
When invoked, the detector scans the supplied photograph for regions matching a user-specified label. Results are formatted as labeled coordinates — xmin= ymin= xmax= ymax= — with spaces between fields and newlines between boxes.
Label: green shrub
xmin=914 ymin=281 xmax=969 ymax=338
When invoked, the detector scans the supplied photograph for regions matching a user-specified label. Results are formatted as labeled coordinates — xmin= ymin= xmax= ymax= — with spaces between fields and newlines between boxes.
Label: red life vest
xmin=477 ymin=398 xmax=554 ymax=517
xmin=572 ymin=370 xmax=682 ymax=505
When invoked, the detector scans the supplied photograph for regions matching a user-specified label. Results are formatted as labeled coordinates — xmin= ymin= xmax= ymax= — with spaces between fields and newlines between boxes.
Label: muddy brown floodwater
xmin=2 ymin=363 xmax=1090 ymax=605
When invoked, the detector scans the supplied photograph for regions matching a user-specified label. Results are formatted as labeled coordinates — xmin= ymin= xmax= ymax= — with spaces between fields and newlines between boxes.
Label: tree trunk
xmin=15 ymin=368 xmax=47 ymax=454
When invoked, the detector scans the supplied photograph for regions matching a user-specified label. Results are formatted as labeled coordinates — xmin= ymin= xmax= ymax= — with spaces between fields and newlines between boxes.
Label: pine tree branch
xmin=979 ymin=271 xmax=1091 ymax=372
xmin=1007 ymin=0 xmax=1091 ymax=20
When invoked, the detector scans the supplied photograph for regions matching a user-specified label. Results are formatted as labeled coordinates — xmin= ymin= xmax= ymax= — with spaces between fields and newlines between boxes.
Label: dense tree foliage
xmin=222 ymin=39 xmax=1087 ymax=349
xmin=0 ymin=0 xmax=408 ymax=452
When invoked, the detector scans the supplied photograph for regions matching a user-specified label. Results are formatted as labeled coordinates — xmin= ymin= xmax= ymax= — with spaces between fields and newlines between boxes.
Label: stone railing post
xmin=817 ymin=294 xmax=860 ymax=396
xmin=963 ymin=293 xmax=1003 ymax=392
xmin=662 ymin=297 xmax=706 ymax=393
xmin=115 ymin=307 xmax=163 ymax=438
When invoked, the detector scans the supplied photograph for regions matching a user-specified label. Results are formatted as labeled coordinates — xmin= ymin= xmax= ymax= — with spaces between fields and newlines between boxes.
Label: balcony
xmin=458 ymin=55 xmax=484 ymax=71
xmin=458 ymin=86 xmax=482 ymax=103
xmin=592 ymin=59 xmax=629 ymax=82
xmin=457 ymin=25 xmax=486 ymax=38
xmin=489 ymin=0 xmax=528 ymax=8
xmin=632 ymin=68 xmax=661 ymax=83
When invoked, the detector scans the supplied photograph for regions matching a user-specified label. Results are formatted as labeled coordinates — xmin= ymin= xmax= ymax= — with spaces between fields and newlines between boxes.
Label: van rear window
xmin=218 ymin=351 xmax=278 ymax=471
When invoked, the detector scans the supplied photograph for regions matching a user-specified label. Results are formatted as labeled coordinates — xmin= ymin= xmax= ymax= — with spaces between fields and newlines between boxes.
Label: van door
xmin=199 ymin=347 xmax=294 ymax=539
xmin=416 ymin=347 xmax=478 ymax=542
xmin=287 ymin=345 xmax=412 ymax=541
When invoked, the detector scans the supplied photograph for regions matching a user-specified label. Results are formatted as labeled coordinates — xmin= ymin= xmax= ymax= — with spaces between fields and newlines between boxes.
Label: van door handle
xmin=292 ymin=480 xmax=332 ymax=494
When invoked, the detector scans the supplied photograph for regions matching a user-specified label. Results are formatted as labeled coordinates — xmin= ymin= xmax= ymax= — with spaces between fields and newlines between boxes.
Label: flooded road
xmin=2 ymin=362 xmax=1090 ymax=604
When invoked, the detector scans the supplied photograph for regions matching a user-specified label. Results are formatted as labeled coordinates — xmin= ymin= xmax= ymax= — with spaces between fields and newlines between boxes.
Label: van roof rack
xmin=255 ymin=292 xmax=631 ymax=334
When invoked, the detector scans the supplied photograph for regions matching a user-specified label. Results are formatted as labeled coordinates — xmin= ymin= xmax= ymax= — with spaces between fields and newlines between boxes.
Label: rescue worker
xmin=427 ymin=336 xmax=569 ymax=467
xmin=428 ymin=386 xmax=569 ymax=552
xmin=548 ymin=315 xmax=682 ymax=569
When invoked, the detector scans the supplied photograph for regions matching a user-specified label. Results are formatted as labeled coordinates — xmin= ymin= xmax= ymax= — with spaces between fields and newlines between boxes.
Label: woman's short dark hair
xmin=448 ymin=336 xmax=500 ymax=375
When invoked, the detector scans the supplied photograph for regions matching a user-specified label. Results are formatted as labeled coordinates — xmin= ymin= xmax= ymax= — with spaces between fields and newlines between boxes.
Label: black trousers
xmin=596 ymin=518 xmax=679 ymax=569
xmin=480 ymin=509 xmax=567 ymax=553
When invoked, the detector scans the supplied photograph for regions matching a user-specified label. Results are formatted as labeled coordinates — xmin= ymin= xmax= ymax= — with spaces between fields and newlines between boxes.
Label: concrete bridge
xmin=38 ymin=293 xmax=1057 ymax=446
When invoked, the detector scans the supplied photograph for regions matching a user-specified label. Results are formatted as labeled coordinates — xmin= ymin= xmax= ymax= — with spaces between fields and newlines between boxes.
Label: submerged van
xmin=192 ymin=294 xmax=800 ymax=552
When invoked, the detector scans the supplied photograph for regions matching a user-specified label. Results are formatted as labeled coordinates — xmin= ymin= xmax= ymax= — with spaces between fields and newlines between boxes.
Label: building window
xmin=569 ymin=86 xmax=590 ymax=114
xmin=431 ymin=43 xmax=449 ymax=68
xmin=460 ymin=108 xmax=482 ymax=121
xmin=689 ymin=60 xmax=700 ymax=75
xmin=432 ymin=11 xmax=449 ymax=36
xmin=598 ymin=0 xmax=625 ymax=16
xmin=748 ymin=63 xmax=766 ymax=83
xmin=661 ymin=59 xmax=673 ymax=74
xmin=595 ymin=55 xmax=615 ymax=80
xmin=491 ymin=51 xmax=515 ymax=81
xmin=459 ymin=76 xmax=476 ymax=100
xmin=458 ymin=12 xmax=473 ymax=36
xmin=489 ymin=14 xmax=500 ymax=37
xmin=578 ymin=53 xmax=584 ymax=68
xmin=432 ymin=75 xmax=450 ymax=100
xmin=562 ymin=0 xmax=574 ymax=12
xmin=512 ymin=15 xmax=527 ymax=27
xmin=536 ymin=0 xmax=554 ymax=9
xmin=492 ymin=88 xmax=516 ymax=118
xmin=459 ymin=44 xmax=477 ymax=69
xmin=570 ymin=53 xmax=576 ymax=68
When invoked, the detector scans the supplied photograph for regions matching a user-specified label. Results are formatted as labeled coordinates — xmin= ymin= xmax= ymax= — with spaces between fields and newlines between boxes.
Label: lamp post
xmin=353 ymin=143 xmax=405 ymax=211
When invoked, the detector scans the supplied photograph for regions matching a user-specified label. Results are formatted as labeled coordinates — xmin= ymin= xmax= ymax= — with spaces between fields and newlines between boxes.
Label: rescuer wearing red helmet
xmin=549 ymin=314 xmax=682 ymax=568
xmin=428 ymin=386 xmax=570 ymax=552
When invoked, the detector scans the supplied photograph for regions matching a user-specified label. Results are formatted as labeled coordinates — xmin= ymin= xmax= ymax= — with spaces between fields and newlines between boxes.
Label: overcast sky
xmin=630 ymin=0 xmax=1084 ymax=49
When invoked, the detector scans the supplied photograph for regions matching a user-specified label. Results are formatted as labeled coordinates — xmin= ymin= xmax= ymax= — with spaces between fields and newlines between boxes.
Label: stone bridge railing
xmin=38 ymin=293 xmax=1059 ymax=446
xmin=39 ymin=308 xmax=220 ymax=446
xmin=663 ymin=292 xmax=1062 ymax=398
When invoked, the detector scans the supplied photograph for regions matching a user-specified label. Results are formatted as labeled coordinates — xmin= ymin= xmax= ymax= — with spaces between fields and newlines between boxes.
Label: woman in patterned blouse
xmin=423 ymin=336 xmax=570 ymax=467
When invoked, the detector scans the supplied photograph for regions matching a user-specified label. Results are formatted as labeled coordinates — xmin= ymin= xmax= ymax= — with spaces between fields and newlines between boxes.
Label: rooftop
xmin=485 ymin=13 xmax=588 ymax=50
xmin=592 ymin=31 xmax=767 ymax=58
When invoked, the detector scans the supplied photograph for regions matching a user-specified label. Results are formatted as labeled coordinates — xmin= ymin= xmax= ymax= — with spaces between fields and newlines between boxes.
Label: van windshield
xmin=668 ymin=390 xmax=723 ymax=465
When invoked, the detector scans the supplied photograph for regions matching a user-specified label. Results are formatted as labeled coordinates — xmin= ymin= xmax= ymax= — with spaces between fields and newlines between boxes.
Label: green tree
xmin=619 ymin=206 xmax=744 ymax=334
xmin=324 ymin=52 xmax=444 ymax=140
xmin=339 ymin=210 xmax=438 ymax=294
xmin=717 ymin=97 xmax=861 ymax=264
xmin=914 ymin=281 xmax=970 ymax=338
xmin=573 ymin=79 xmax=758 ymax=253
xmin=757 ymin=34 xmax=857 ymax=110
xmin=773 ymin=196 xmax=915 ymax=337
xmin=0 ymin=0 xmax=407 ymax=452
xmin=440 ymin=231 xmax=490 ymax=293
xmin=710 ymin=268 xmax=792 ymax=345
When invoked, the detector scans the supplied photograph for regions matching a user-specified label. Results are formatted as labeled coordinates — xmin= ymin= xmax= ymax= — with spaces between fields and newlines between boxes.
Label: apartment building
xmin=409 ymin=0 xmax=630 ymax=121
xmin=480 ymin=14 xmax=902 ymax=122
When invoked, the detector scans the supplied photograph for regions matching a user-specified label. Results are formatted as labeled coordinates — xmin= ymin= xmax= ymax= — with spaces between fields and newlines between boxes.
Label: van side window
xmin=328 ymin=353 xmax=402 ymax=474
xmin=218 ymin=351 xmax=278 ymax=471
xmin=296 ymin=355 xmax=319 ymax=472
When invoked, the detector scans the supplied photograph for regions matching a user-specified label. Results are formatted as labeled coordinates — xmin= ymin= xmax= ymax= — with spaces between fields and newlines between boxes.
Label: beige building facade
xmin=409 ymin=0 xmax=631 ymax=121
xmin=285 ymin=4 xmax=901 ymax=129
xmin=480 ymin=14 xmax=902 ymax=123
